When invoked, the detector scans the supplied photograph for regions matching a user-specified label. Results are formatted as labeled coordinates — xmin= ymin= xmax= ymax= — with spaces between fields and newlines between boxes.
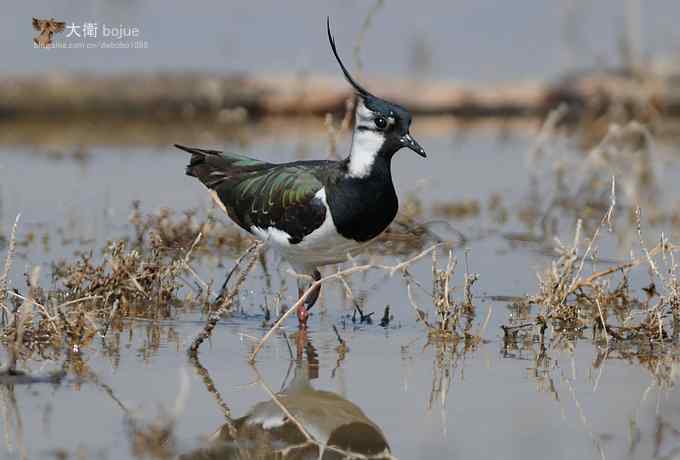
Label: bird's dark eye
xmin=374 ymin=117 xmax=387 ymax=129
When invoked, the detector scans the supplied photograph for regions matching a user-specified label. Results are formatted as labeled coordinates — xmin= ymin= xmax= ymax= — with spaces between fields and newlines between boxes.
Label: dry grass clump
xmin=405 ymin=247 xmax=482 ymax=346
xmin=490 ymin=108 xmax=680 ymax=396
xmin=503 ymin=183 xmax=680 ymax=363
xmin=0 ymin=217 xmax=71 ymax=368
xmin=502 ymin=113 xmax=680 ymax=379
xmin=129 ymin=202 xmax=251 ymax=257
xmin=430 ymin=249 xmax=478 ymax=339
xmin=0 ymin=206 xmax=252 ymax=367
xmin=53 ymin=239 xmax=187 ymax=318
xmin=398 ymin=251 xmax=484 ymax=419
xmin=0 ymin=239 xmax=191 ymax=364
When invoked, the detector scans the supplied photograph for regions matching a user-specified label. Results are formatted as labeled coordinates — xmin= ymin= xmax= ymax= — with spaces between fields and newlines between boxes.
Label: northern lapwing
xmin=175 ymin=18 xmax=426 ymax=327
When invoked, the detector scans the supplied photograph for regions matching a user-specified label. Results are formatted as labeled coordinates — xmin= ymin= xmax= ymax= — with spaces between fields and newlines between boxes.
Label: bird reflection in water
xmin=182 ymin=331 xmax=393 ymax=460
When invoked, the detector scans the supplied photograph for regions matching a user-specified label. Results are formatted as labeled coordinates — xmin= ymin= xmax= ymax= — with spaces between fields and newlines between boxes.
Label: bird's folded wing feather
xmin=217 ymin=165 xmax=327 ymax=244
xmin=175 ymin=144 xmax=328 ymax=244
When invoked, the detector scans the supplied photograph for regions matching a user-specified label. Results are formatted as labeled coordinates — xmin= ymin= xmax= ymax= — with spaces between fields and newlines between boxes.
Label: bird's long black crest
xmin=326 ymin=16 xmax=372 ymax=98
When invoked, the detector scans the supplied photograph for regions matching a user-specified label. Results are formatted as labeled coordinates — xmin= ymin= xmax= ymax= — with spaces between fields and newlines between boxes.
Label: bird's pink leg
xmin=297 ymin=269 xmax=321 ymax=328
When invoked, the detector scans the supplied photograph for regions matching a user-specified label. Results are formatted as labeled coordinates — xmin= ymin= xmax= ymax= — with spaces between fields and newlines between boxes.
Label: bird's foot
xmin=352 ymin=301 xmax=374 ymax=324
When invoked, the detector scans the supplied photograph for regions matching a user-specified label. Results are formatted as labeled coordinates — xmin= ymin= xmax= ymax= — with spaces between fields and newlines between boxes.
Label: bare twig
xmin=595 ymin=297 xmax=610 ymax=344
xmin=188 ymin=242 xmax=261 ymax=357
xmin=463 ymin=250 xmax=479 ymax=307
xmin=0 ymin=214 xmax=20 ymax=312
xmin=215 ymin=242 xmax=260 ymax=306
xmin=563 ymin=177 xmax=616 ymax=305
xmin=181 ymin=232 xmax=209 ymax=292
xmin=406 ymin=281 xmax=431 ymax=327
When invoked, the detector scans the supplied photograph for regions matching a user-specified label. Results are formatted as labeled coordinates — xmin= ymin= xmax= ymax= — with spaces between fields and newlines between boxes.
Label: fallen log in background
xmin=0 ymin=69 xmax=678 ymax=121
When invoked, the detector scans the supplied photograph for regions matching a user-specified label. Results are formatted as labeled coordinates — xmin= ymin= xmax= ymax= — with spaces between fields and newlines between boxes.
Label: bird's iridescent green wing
xmin=176 ymin=144 xmax=332 ymax=243
xmin=218 ymin=164 xmax=327 ymax=243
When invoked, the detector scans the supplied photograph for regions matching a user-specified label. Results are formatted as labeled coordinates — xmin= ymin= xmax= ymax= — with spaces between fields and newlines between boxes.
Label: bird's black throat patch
xmin=326 ymin=157 xmax=398 ymax=242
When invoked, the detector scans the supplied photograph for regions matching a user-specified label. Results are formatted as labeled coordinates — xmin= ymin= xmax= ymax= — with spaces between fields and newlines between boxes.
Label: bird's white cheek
xmin=348 ymin=130 xmax=383 ymax=178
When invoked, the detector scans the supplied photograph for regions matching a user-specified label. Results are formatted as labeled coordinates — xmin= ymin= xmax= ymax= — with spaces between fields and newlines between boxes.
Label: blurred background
xmin=5 ymin=0 xmax=680 ymax=81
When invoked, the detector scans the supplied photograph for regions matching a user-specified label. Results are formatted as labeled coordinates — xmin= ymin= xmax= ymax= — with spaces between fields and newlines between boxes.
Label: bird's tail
xmin=174 ymin=144 xmax=267 ymax=189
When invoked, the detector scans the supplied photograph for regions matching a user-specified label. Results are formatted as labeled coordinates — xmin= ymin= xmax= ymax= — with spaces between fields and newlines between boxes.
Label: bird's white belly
xmin=251 ymin=188 xmax=375 ymax=271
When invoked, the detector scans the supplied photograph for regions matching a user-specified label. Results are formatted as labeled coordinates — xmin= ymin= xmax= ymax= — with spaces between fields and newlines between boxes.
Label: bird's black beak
xmin=401 ymin=133 xmax=426 ymax=157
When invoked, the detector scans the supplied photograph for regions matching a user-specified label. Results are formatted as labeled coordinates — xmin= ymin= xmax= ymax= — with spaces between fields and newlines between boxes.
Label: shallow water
xmin=2 ymin=123 xmax=680 ymax=459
